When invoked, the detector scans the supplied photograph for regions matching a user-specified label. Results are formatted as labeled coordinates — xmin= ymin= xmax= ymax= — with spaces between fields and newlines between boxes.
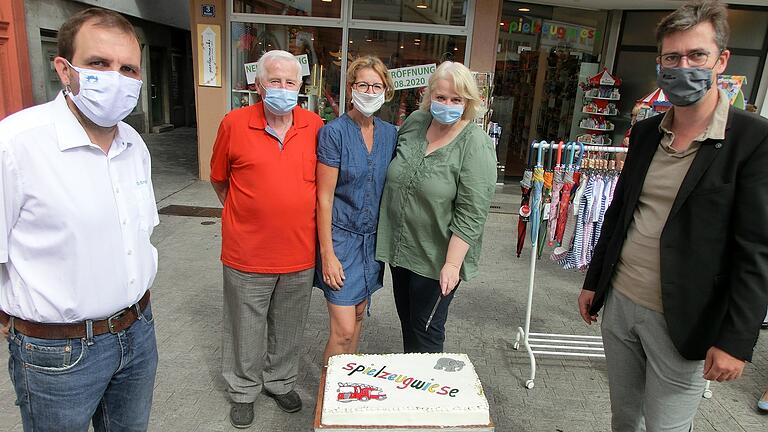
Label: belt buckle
xmin=107 ymin=310 xmax=127 ymax=334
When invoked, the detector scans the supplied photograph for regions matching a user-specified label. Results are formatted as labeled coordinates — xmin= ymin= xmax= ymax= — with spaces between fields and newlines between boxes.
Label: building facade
xmin=188 ymin=0 xmax=768 ymax=180
xmin=1 ymin=0 xmax=196 ymax=134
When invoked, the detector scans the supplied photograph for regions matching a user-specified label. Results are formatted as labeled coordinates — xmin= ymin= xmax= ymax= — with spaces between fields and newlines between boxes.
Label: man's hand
xmin=1 ymin=322 xmax=10 ymax=339
xmin=578 ymin=289 xmax=599 ymax=325
xmin=704 ymin=346 xmax=746 ymax=382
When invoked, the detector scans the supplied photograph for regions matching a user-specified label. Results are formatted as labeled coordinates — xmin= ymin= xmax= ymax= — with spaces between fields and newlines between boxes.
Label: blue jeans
xmin=6 ymin=303 xmax=158 ymax=432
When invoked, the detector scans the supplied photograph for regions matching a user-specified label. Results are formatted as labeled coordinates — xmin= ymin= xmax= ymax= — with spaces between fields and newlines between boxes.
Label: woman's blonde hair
xmin=346 ymin=56 xmax=395 ymax=102
xmin=419 ymin=61 xmax=485 ymax=120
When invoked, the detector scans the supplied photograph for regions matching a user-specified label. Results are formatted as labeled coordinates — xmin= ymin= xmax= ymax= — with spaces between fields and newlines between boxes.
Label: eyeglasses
xmin=657 ymin=50 xmax=716 ymax=68
xmin=353 ymin=82 xmax=385 ymax=94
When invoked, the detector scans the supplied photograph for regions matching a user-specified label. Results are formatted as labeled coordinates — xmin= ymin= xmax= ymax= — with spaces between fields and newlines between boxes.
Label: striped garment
xmin=587 ymin=176 xmax=613 ymax=271
xmin=561 ymin=175 xmax=593 ymax=270
xmin=557 ymin=173 xmax=620 ymax=272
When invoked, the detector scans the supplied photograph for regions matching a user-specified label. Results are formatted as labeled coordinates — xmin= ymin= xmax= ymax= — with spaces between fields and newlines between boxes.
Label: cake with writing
xmin=320 ymin=353 xmax=490 ymax=427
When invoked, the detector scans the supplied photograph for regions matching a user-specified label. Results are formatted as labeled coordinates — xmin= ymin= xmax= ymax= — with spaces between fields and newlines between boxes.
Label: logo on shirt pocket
xmin=134 ymin=184 xmax=154 ymax=231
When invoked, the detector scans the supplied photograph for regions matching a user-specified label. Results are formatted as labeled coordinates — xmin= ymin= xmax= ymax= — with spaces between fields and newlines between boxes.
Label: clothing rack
xmin=513 ymin=141 xmax=624 ymax=389
xmin=512 ymin=141 xmax=713 ymax=399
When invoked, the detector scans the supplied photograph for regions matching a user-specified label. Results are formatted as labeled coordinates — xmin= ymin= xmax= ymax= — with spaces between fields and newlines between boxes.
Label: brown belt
xmin=0 ymin=291 xmax=150 ymax=340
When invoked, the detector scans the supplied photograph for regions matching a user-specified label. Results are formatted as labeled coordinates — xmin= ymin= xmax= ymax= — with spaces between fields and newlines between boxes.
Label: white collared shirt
xmin=0 ymin=92 xmax=159 ymax=322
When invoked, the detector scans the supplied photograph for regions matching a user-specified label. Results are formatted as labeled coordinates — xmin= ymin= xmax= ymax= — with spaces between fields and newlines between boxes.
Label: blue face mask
xmin=430 ymin=100 xmax=464 ymax=125
xmin=262 ymin=86 xmax=299 ymax=115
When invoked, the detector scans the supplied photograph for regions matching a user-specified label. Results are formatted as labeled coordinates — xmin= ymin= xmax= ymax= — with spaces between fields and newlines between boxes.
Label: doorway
xmin=149 ymin=47 xmax=167 ymax=127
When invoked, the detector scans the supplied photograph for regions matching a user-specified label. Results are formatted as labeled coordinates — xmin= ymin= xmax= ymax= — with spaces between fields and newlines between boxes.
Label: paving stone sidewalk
xmin=0 ymin=128 xmax=765 ymax=432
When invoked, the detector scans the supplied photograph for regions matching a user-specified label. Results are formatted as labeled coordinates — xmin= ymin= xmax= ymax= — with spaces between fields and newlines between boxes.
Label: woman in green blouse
xmin=376 ymin=61 xmax=497 ymax=353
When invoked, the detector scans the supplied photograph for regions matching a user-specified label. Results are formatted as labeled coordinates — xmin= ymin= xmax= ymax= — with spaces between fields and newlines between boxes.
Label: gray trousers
xmin=222 ymin=265 xmax=313 ymax=403
xmin=601 ymin=290 xmax=706 ymax=432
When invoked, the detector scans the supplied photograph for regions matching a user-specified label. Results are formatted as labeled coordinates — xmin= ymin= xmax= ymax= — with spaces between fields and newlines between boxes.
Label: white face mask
xmin=351 ymin=90 xmax=385 ymax=117
xmin=65 ymin=60 xmax=143 ymax=127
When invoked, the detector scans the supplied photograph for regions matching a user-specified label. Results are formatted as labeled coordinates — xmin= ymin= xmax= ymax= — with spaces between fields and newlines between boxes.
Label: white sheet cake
xmin=321 ymin=353 xmax=490 ymax=427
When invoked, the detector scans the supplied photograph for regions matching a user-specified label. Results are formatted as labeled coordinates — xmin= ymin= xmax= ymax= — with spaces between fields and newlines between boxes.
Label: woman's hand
xmin=439 ymin=262 xmax=460 ymax=296
xmin=322 ymin=253 xmax=345 ymax=290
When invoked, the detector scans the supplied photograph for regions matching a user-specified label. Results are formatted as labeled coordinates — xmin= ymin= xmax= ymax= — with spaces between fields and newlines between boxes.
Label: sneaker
xmin=264 ymin=389 xmax=302 ymax=413
xmin=759 ymin=390 xmax=768 ymax=413
xmin=229 ymin=402 xmax=254 ymax=429
xmin=761 ymin=321 xmax=768 ymax=330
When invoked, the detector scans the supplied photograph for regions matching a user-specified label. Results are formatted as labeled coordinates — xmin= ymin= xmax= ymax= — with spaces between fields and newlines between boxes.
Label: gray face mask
xmin=656 ymin=67 xmax=713 ymax=107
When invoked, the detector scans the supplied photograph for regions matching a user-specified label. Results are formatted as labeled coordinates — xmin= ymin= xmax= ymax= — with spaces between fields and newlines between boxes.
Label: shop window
xmin=616 ymin=7 xmax=768 ymax=109
xmin=721 ymin=9 xmax=768 ymax=51
xmin=724 ymin=54 xmax=761 ymax=101
xmin=230 ymin=22 xmax=343 ymax=122
xmin=352 ymin=0 xmax=467 ymax=27
xmin=613 ymin=50 xmax=658 ymax=145
xmin=346 ymin=28 xmax=466 ymax=125
xmin=492 ymin=2 xmax=609 ymax=178
xmin=233 ymin=0 xmax=341 ymax=19
xmin=621 ymin=9 xmax=768 ymax=52
xmin=619 ymin=11 xmax=668 ymax=47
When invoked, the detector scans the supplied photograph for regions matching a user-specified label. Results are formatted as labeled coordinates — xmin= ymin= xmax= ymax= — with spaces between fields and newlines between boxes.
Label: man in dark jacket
xmin=577 ymin=1 xmax=768 ymax=430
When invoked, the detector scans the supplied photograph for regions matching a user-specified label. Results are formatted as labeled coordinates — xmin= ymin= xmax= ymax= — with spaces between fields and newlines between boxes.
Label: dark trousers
xmin=390 ymin=266 xmax=457 ymax=353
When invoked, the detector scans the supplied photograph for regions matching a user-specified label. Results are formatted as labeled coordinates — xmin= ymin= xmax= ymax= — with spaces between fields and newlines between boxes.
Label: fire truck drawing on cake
xmin=336 ymin=383 xmax=387 ymax=402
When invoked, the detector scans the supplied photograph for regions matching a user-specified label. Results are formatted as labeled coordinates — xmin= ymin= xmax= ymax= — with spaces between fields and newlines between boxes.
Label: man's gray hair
xmin=656 ymin=0 xmax=729 ymax=52
xmin=256 ymin=50 xmax=302 ymax=82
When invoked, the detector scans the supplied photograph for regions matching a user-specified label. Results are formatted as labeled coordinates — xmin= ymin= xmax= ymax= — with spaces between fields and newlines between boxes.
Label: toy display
xmin=577 ymin=69 xmax=621 ymax=146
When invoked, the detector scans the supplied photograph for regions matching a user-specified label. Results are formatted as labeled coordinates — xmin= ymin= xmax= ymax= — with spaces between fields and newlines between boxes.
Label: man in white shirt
xmin=0 ymin=8 xmax=159 ymax=431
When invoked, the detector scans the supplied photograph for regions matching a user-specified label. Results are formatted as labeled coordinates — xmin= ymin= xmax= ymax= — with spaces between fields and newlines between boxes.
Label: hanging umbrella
xmin=571 ymin=142 xmax=585 ymax=196
xmin=547 ymin=141 xmax=565 ymax=247
xmin=529 ymin=145 xmax=546 ymax=248
xmin=536 ymin=143 xmax=556 ymax=259
xmin=554 ymin=142 xmax=578 ymax=246
xmin=516 ymin=141 xmax=536 ymax=257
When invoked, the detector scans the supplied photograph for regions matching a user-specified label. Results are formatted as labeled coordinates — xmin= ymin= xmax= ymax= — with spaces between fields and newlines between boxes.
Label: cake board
xmin=314 ymin=366 xmax=495 ymax=432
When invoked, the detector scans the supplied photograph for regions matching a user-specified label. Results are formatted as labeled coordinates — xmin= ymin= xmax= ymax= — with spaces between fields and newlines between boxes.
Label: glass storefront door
xmin=228 ymin=0 xmax=472 ymax=119
xmin=491 ymin=2 xmax=608 ymax=179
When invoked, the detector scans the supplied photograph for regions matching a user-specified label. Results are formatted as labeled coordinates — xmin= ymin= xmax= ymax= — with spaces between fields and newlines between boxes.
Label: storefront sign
xmin=295 ymin=54 xmax=311 ymax=77
xmin=244 ymin=62 xmax=258 ymax=85
xmin=389 ymin=64 xmax=436 ymax=90
xmin=539 ymin=20 xmax=597 ymax=52
xmin=243 ymin=54 xmax=311 ymax=85
xmin=506 ymin=16 xmax=542 ymax=36
xmin=197 ymin=24 xmax=221 ymax=87
xmin=201 ymin=4 xmax=215 ymax=17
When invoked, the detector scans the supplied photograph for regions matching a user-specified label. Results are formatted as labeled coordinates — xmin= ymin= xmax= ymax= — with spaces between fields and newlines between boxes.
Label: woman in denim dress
xmin=316 ymin=56 xmax=397 ymax=364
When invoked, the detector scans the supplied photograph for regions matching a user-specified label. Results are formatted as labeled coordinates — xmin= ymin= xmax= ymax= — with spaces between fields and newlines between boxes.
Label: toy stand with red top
xmin=577 ymin=69 xmax=621 ymax=146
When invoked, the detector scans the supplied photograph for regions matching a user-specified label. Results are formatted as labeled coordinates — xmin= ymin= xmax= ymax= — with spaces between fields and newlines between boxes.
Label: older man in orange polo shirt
xmin=210 ymin=50 xmax=323 ymax=428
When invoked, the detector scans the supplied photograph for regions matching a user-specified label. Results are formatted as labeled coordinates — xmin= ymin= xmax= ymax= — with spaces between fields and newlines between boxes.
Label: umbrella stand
xmin=512 ymin=142 xmax=714 ymax=396
xmin=513 ymin=142 xmax=630 ymax=390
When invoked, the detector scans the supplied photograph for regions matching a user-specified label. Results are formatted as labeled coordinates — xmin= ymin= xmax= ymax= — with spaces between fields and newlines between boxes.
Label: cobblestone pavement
xmin=0 ymin=128 xmax=766 ymax=431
